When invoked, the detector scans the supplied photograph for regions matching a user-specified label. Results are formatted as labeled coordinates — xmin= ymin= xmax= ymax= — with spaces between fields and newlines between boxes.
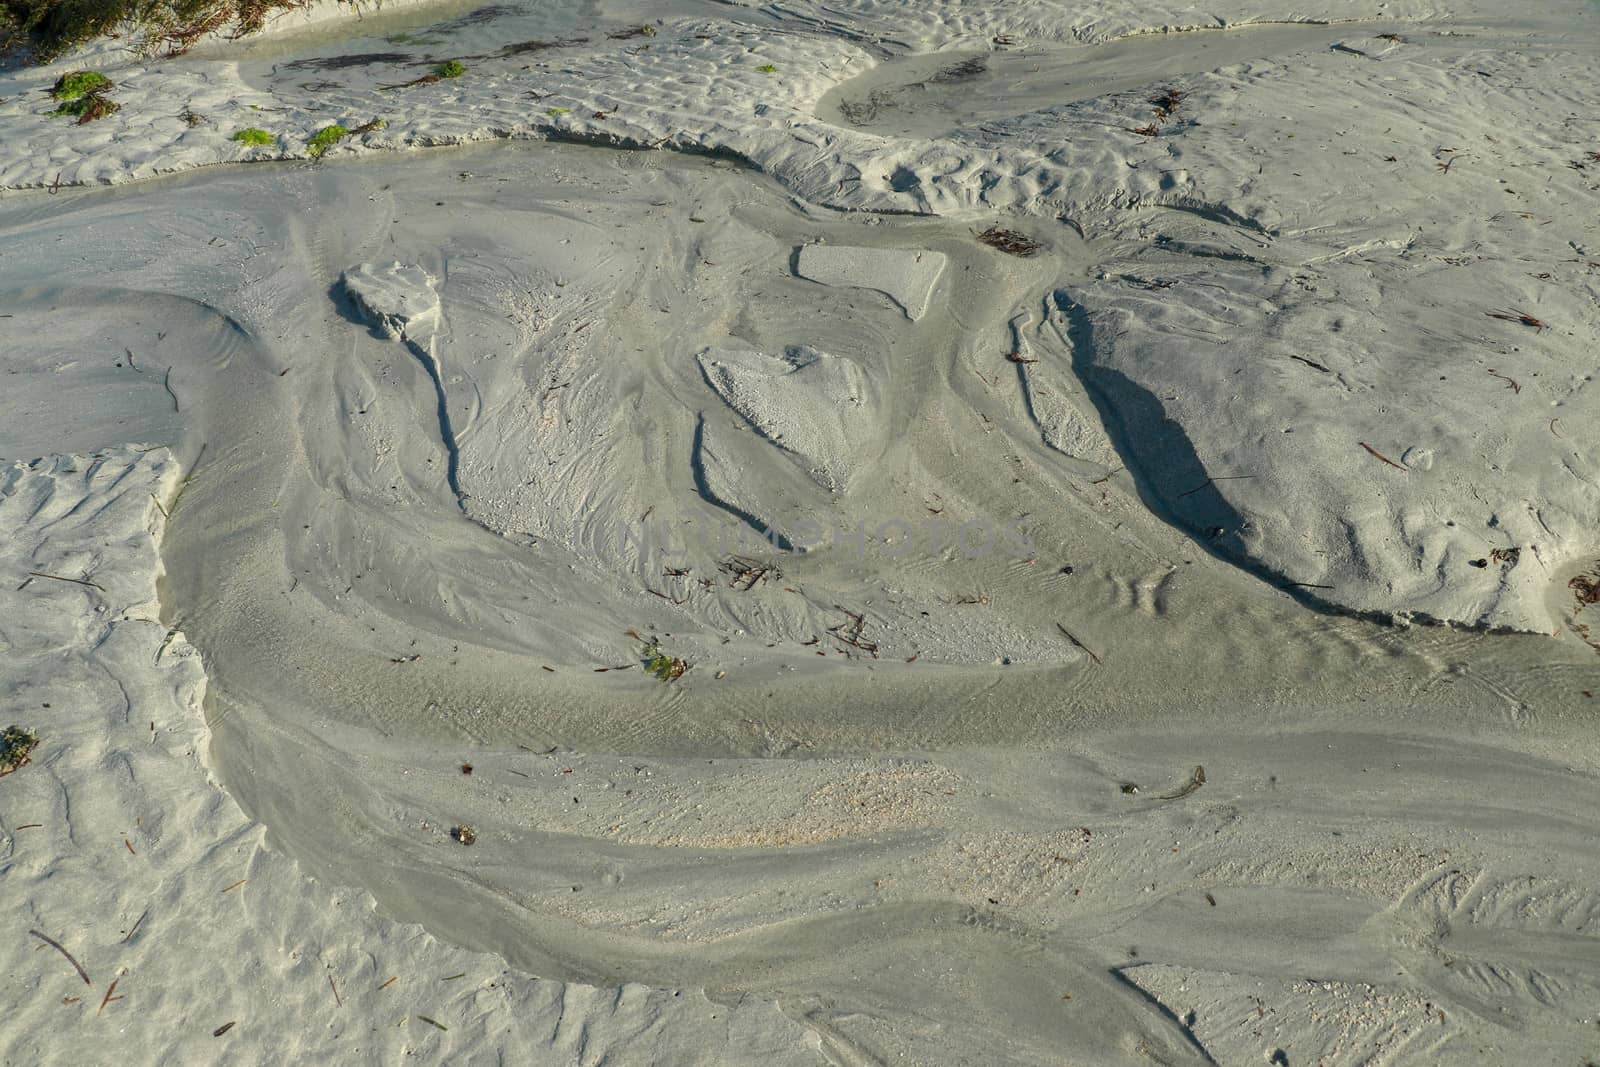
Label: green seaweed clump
xmin=54 ymin=93 xmax=118 ymax=121
xmin=50 ymin=69 xmax=117 ymax=122
xmin=0 ymin=725 xmax=39 ymax=777
xmin=643 ymin=646 xmax=688 ymax=682
xmin=306 ymin=124 xmax=350 ymax=159
xmin=51 ymin=70 xmax=110 ymax=100
xmin=756 ymin=64 xmax=778 ymax=74
xmin=434 ymin=59 xmax=465 ymax=79
xmin=231 ymin=127 xmax=274 ymax=146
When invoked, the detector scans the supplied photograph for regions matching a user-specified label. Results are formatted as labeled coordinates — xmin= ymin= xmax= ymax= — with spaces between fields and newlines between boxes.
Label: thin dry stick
xmin=1155 ymin=765 xmax=1207 ymax=800
xmin=1288 ymin=354 xmax=1331 ymax=373
xmin=29 ymin=930 xmax=91 ymax=986
xmin=122 ymin=909 xmax=149 ymax=944
xmin=1486 ymin=308 xmax=1547 ymax=332
xmin=26 ymin=571 xmax=104 ymax=591
xmin=1055 ymin=623 xmax=1102 ymax=664
xmin=1359 ymin=442 xmax=1407 ymax=471
xmin=221 ymin=878 xmax=247 ymax=894
xmin=329 ymin=975 xmax=343 ymax=1007
xmin=1178 ymin=474 xmax=1254 ymax=499
xmin=379 ymin=976 xmax=399 ymax=991
xmin=163 ymin=367 xmax=181 ymax=412
xmin=1487 ymin=369 xmax=1521 ymax=393
xmin=98 ymin=978 xmax=123 ymax=1015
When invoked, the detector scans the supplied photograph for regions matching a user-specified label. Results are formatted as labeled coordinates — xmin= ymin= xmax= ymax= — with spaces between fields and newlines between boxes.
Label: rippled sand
xmin=4 ymin=1 xmax=1600 ymax=1063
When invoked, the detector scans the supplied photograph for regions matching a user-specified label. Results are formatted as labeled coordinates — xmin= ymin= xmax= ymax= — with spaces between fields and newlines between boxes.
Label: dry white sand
xmin=0 ymin=448 xmax=819 ymax=1064
xmin=3 ymin=0 xmax=1600 ymax=1064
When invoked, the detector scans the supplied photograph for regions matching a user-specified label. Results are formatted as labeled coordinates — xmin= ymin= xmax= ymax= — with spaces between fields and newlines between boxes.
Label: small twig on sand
xmin=1288 ymin=354 xmax=1330 ymax=373
xmin=98 ymin=978 xmax=124 ymax=1014
xmin=416 ymin=1015 xmax=449 ymax=1032
xmin=1487 ymin=368 xmax=1521 ymax=393
xmin=163 ymin=367 xmax=181 ymax=412
xmin=1486 ymin=308 xmax=1547 ymax=333
xmin=1155 ymin=765 xmax=1207 ymax=800
xmin=25 ymin=571 xmax=104 ymax=591
xmin=1089 ymin=467 xmax=1123 ymax=485
xmin=1359 ymin=442 xmax=1407 ymax=471
xmin=165 ymin=443 xmax=208 ymax=516
xmin=1178 ymin=474 xmax=1254 ymax=500
xmin=213 ymin=1022 xmax=237 ymax=1037
xmin=329 ymin=975 xmax=343 ymax=1007
xmin=1055 ymin=622 xmax=1101 ymax=664
xmin=828 ymin=607 xmax=879 ymax=657
xmin=186 ymin=442 xmax=209 ymax=476
xmin=379 ymin=976 xmax=399 ymax=991
xmin=221 ymin=878 xmax=247 ymax=894
xmin=378 ymin=74 xmax=442 ymax=91
xmin=719 ymin=555 xmax=778 ymax=591
xmin=29 ymin=930 xmax=91 ymax=986
xmin=122 ymin=909 xmax=148 ymax=944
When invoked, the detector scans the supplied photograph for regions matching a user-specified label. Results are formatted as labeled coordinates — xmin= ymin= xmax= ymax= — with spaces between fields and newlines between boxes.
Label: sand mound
xmin=692 ymin=417 xmax=834 ymax=552
xmin=1065 ymin=237 xmax=1600 ymax=632
xmin=341 ymin=261 xmax=440 ymax=343
xmin=1004 ymin=310 xmax=1120 ymax=467
xmin=697 ymin=345 xmax=876 ymax=493
xmin=794 ymin=245 xmax=948 ymax=322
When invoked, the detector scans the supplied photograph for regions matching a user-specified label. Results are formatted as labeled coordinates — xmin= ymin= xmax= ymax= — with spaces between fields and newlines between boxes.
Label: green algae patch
xmin=307 ymin=124 xmax=351 ymax=159
xmin=0 ymin=725 xmax=39 ymax=777
xmin=51 ymin=70 xmax=111 ymax=101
